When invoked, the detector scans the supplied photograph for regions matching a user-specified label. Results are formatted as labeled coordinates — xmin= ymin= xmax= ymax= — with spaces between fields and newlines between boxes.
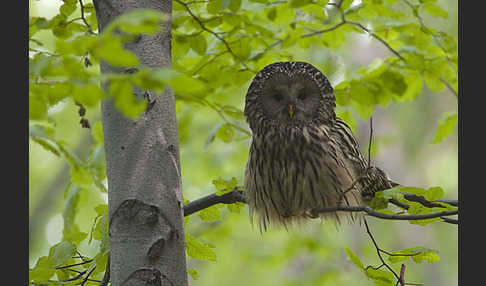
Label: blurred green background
xmin=29 ymin=0 xmax=457 ymax=285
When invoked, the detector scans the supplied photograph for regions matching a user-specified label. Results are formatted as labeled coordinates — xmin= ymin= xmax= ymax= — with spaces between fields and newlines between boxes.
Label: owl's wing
xmin=308 ymin=118 xmax=368 ymax=210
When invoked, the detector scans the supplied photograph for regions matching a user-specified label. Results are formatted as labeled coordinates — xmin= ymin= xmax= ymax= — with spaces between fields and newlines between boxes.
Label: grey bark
xmin=93 ymin=1 xmax=188 ymax=285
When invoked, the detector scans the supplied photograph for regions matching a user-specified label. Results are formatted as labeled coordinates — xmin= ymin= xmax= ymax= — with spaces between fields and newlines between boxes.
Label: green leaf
xmin=48 ymin=241 xmax=76 ymax=267
xmin=92 ymin=121 xmax=104 ymax=145
xmin=336 ymin=110 xmax=356 ymax=133
xmin=190 ymin=34 xmax=208 ymax=55
xmin=94 ymin=204 xmax=108 ymax=216
xmin=60 ymin=3 xmax=77 ymax=16
xmin=388 ymin=247 xmax=440 ymax=264
xmin=62 ymin=184 xmax=89 ymax=244
xmin=92 ymin=35 xmax=139 ymax=67
xmin=368 ymin=193 xmax=389 ymax=210
xmin=188 ymin=268 xmax=199 ymax=280
xmin=169 ymin=74 xmax=207 ymax=97
xmin=63 ymin=225 xmax=89 ymax=244
xmin=423 ymin=70 xmax=444 ymax=92
xmin=185 ymin=234 xmax=217 ymax=261
xmin=29 ymin=256 xmax=56 ymax=282
xmin=109 ymin=79 xmax=147 ymax=119
xmin=267 ymin=7 xmax=277 ymax=21
xmin=422 ymin=3 xmax=448 ymax=19
xmin=72 ymin=83 xmax=106 ymax=107
xmin=365 ymin=267 xmax=395 ymax=286
xmin=212 ymin=177 xmax=238 ymax=193
xmin=71 ymin=165 xmax=93 ymax=186
xmin=431 ymin=111 xmax=457 ymax=144
xmin=220 ymin=105 xmax=244 ymax=119
xmin=345 ymin=247 xmax=364 ymax=269
xmin=94 ymin=213 xmax=109 ymax=241
xmin=207 ymin=0 xmax=224 ymax=14
xmin=227 ymin=202 xmax=244 ymax=213
xmin=424 ymin=186 xmax=444 ymax=201
xmin=411 ymin=248 xmax=440 ymax=263
xmin=215 ymin=123 xmax=235 ymax=143
xmin=380 ymin=69 xmax=407 ymax=96
xmin=199 ymin=205 xmax=222 ymax=222
xmin=399 ymin=71 xmax=423 ymax=101
xmin=288 ymin=0 xmax=312 ymax=8
xmin=398 ymin=185 xmax=443 ymax=201
xmin=229 ymin=0 xmax=242 ymax=12
xmin=31 ymin=138 xmax=61 ymax=157
xmin=105 ymin=9 xmax=167 ymax=35
xmin=231 ymin=38 xmax=252 ymax=60
xmin=381 ymin=186 xmax=402 ymax=200
xmin=29 ymin=94 xmax=48 ymax=120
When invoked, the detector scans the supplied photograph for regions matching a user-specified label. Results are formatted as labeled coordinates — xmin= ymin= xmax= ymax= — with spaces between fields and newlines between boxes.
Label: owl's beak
xmin=288 ymin=104 xmax=294 ymax=120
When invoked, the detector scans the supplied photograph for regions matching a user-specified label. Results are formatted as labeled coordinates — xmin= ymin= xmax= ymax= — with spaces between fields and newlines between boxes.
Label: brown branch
xmin=183 ymin=188 xmax=245 ymax=216
xmin=402 ymin=193 xmax=446 ymax=209
xmin=313 ymin=205 xmax=457 ymax=221
xmin=399 ymin=264 xmax=406 ymax=286
xmin=183 ymin=188 xmax=458 ymax=223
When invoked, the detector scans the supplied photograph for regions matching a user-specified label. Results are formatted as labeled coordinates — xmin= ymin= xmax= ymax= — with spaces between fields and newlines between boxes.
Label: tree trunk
xmin=93 ymin=1 xmax=188 ymax=285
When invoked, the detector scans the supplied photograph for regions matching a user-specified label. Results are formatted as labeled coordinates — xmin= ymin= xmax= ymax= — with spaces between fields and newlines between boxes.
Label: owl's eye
xmin=273 ymin=93 xmax=283 ymax=101
xmin=297 ymin=92 xmax=306 ymax=100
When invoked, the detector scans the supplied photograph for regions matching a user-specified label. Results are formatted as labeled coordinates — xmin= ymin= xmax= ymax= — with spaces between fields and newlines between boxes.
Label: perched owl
xmin=244 ymin=61 xmax=391 ymax=231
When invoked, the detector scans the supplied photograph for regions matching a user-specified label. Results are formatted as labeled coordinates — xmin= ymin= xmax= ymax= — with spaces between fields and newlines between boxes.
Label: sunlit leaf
xmin=185 ymin=234 xmax=217 ymax=261
xmin=431 ymin=111 xmax=457 ymax=144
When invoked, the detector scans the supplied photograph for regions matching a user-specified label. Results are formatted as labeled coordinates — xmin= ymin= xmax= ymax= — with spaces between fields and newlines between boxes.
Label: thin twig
xmin=368 ymin=117 xmax=373 ymax=168
xmin=78 ymin=0 xmax=95 ymax=34
xmin=363 ymin=218 xmax=401 ymax=282
xmin=345 ymin=20 xmax=405 ymax=62
xmin=192 ymin=51 xmax=229 ymax=75
xmin=56 ymin=259 xmax=94 ymax=269
xmin=399 ymin=264 xmax=406 ymax=286
xmin=301 ymin=21 xmax=346 ymax=38
xmin=174 ymin=0 xmax=256 ymax=72
xmin=440 ymin=217 xmax=458 ymax=224
xmin=81 ymin=266 xmax=96 ymax=286
xmin=402 ymin=0 xmax=457 ymax=99
xmin=440 ymin=78 xmax=458 ymax=98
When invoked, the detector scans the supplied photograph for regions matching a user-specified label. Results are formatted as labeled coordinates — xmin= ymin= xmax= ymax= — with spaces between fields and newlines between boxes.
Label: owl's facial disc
xmin=261 ymin=73 xmax=322 ymax=125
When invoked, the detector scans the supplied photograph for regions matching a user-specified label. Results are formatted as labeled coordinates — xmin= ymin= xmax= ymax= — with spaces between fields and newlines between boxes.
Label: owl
xmin=243 ymin=61 xmax=390 ymax=231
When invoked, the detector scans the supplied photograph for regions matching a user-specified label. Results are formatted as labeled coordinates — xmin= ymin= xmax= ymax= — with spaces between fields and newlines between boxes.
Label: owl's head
xmin=244 ymin=62 xmax=336 ymax=132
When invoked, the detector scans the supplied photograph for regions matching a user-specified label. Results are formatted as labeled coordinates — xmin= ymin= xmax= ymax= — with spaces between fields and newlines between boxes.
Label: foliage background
xmin=29 ymin=0 xmax=457 ymax=285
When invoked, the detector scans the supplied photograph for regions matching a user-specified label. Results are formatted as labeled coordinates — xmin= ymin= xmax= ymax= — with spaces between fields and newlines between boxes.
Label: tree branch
xmin=183 ymin=189 xmax=458 ymax=223
xmin=183 ymin=188 xmax=245 ymax=217
xmin=174 ymin=0 xmax=255 ymax=72
xmin=313 ymin=205 xmax=457 ymax=221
